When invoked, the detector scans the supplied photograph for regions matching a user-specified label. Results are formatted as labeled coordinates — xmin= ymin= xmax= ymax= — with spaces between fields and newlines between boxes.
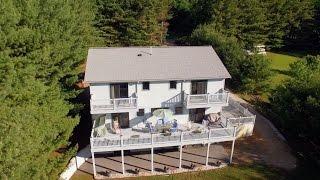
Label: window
xmin=175 ymin=107 xmax=183 ymax=115
xmin=137 ymin=109 xmax=145 ymax=116
xmin=169 ymin=81 xmax=177 ymax=89
xmin=142 ymin=82 xmax=149 ymax=90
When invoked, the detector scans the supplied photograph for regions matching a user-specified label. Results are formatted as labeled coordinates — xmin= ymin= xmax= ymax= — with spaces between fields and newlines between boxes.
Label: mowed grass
xmin=267 ymin=52 xmax=298 ymax=89
xmin=71 ymin=164 xmax=284 ymax=180
xmin=239 ymin=51 xmax=299 ymax=102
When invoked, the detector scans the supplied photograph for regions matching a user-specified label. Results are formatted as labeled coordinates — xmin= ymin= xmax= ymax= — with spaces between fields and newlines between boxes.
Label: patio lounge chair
xmin=132 ymin=122 xmax=149 ymax=133
xmin=163 ymin=117 xmax=171 ymax=125
xmin=111 ymin=120 xmax=121 ymax=134
xmin=146 ymin=122 xmax=156 ymax=133
xmin=157 ymin=119 xmax=163 ymax=126
xmin=207 ymin=113 xmax=222 ymax=128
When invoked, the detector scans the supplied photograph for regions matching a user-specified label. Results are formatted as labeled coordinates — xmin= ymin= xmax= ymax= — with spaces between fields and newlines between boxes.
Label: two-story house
xmin=85 ymin=46 xmax=231 ymax=129
xmin=84 ymin=46 xmax=257 ymax=177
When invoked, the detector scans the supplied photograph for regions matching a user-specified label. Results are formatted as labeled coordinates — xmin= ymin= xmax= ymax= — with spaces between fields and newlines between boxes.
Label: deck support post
xmin=179 ymin=145 xmax=183 ymax=169
xmin=91 ymin=151 xmax=97 ymax=178
xmin=206 ymin=129 xmax=211 ymax=166
xmin=206 ymin=143 xmax=211 ymax=166
xmin=151 ymin=133 xmax=154 ymax=173
xmin=230 ymin=139 xmax=235 ymax=164
xmin=229 ymin=126 xmax=237 ymax=164
xmin=121 ymin=150 xmax=125 ymax=174
xmin=151 ymin=148 xmax=154 ymax=173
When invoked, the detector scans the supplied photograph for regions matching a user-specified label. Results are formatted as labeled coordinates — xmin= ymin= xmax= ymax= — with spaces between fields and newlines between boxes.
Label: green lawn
xmin=239 ymin=51 xmax=299 ymax=102
xmin=267 ymin=52 xmax=298 ymax=89
xmin=71 ymin=164 xmax=284 ymax=180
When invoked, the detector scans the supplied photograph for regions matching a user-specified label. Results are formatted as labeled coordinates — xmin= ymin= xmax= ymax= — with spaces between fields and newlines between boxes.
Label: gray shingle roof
xmin=84 ymin=46 xmax=231 ymax=83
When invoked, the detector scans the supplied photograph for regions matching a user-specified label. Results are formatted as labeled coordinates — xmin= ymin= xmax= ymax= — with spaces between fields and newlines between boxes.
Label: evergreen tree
xmin=172 ymin=0 xmax=314 ymax=48
xmin=95 ymin=0 xmax=171 ymax=46
xmin=190 ymin=24 xmax=272 ymax=93
xmin=0 ymin=0 xmax=97 ymax=98
xmin=0 ymin=0 xmax=96 ymax=178
xmin=265 ymin=0 xmax=314 ymax=48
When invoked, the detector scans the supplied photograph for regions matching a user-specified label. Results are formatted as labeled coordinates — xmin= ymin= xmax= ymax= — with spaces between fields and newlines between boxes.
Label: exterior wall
xmin=128 ymin=82 xmax=136 ymax=97
xmin=207 ymin=79 xmax=225 ymax=94
xmin=205 ymin=79 xmax=225 ymax=114
xmin=90 ymin=83 xmax=110 ymax=100
xmin=89 ymin=79 xmax=224 ymax=101
xmin=137 ymin=81 xmax=184 ymax=109
xmin=182 ymin=81 xmax=191 ymax=94
xmin=89 ymin=79 xmax=226 ymax=118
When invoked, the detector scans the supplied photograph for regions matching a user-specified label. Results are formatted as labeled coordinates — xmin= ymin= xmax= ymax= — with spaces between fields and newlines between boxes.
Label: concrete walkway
xmin=227 ymin=93 xmax=296 ymax=170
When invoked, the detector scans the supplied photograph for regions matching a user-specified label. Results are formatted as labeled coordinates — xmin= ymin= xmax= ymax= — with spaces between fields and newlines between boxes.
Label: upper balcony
xmin=90 ymin=97 xmax=137 ymax=114
xmin=184 ymin=90 xmax=229 ymax=109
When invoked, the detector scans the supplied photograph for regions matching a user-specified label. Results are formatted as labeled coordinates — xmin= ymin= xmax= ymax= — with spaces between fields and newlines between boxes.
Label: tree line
xmin=0 ymin=0 xmax=319 ymax=179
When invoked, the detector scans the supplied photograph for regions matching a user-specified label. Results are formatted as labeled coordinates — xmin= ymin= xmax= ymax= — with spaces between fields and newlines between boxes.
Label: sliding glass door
xmin=191 ymin=80 xmax=207 ymax=95
xmin=110 ymin=83 xmax=128 ymax=98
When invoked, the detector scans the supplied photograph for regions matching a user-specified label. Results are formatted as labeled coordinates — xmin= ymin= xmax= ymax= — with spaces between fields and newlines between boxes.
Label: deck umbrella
xmin=152 ymin=109 xmax=173 ymax=119
xmin=146 ymin=115 xmax=158 ymax=126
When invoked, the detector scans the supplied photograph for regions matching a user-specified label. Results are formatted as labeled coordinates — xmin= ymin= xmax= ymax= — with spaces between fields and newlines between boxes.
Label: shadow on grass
xmin=271 ymin=69 xmax=292 ymax=76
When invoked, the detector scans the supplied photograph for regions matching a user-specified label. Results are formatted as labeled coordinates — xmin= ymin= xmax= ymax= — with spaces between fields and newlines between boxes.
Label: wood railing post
xmin=187 ymin=94 xmax=190 ymax=107
xmin=207 ymin=93 xmax=210 ymax=103
xmin=233 ymin=126 xmax=237 ymax=137
xmin=113 ymin=99 xmax=116 ymax=110
xmin=151 ymin=133 xmax=154 ymax=145
xmin=120 ymin=135 xmax=123 ymax=147
xmin=226 ymin=118 xmax=229 ymax=127
xmin=226 ymin=91 xmax=229 ymax=104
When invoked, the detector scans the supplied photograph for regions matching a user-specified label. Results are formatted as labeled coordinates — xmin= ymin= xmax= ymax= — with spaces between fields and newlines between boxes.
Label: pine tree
xmin=95 ymin=0 xmax=171 ymax=46
xmin=0 ymin=0 xmax=96 ymax=178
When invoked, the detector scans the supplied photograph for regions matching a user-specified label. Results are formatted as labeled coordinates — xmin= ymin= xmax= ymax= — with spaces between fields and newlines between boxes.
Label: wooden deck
xmin=91 ymin=127 xmax=236 ymax=153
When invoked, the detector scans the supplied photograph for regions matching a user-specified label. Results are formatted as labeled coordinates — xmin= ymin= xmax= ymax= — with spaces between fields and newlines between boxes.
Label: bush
xmin=270 ymin=55 xmax=320 ymax=140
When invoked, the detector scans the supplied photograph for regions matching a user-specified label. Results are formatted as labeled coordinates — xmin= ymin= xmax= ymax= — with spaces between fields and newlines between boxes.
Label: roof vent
xmin=137 ymin=53 xmax=142 ymax=56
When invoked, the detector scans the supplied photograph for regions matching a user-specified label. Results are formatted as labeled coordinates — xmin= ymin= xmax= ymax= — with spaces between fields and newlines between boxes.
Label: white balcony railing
xmin=184 ymin=91 xmax=229 ymax=108
xmin=90 ymin=127 xmax=236 ymax=151
xmin=90 ymin=97 xmax=137 ymax=112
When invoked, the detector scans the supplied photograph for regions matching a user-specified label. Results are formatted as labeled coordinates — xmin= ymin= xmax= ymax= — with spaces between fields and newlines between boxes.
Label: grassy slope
xmin=241 ymin=52 xmax=299 ymax=102
xmin=267 ymin=52 xmax=298 ymax=89
xmin=71 ymin=164 xmax=284 ymax=180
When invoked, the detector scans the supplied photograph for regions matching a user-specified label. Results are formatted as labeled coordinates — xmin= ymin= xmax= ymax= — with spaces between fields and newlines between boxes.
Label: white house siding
xmin=90 ymin=79 xmax=226 ymax=126
xmin=182 ymin=81 xmax=191 ymax=94
xmin=128 ymin=82 xmax=136 ymax=97
xmin=205 ymin=79 xmax=225 ymax=114
xmin=90 ymin=83 xmax=110 ymax=100
xmin=137 ymin=81 xmax=184 ymax=109
xmin=207 ymin=79 xmax=225 ymax=94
